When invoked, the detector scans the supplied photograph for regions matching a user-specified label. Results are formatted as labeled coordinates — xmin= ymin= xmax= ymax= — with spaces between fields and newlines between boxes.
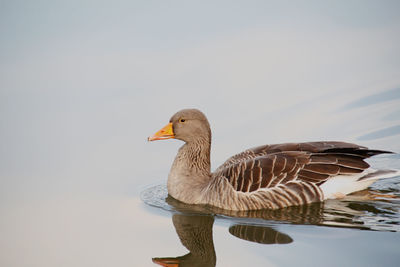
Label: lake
xmin=2 ymin=88 xmax=399 ymax=267
xmin=1 ymin=1 xmax=400 ymax=266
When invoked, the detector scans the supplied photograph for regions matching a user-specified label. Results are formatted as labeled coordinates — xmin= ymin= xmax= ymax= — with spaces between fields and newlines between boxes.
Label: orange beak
xmin=148 ymin=122 xmax=175 ymax=141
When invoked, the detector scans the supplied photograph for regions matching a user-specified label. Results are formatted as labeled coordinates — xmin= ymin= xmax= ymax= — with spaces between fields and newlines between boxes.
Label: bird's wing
xmin=213 ymin=141 xmax=391 ymax=193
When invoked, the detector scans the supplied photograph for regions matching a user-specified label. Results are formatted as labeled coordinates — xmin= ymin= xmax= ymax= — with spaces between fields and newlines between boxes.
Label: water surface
xmin=1 ymin=2 xmax=400 ymax=267
xmin=142 ymin=168 xmax=400 ymax=267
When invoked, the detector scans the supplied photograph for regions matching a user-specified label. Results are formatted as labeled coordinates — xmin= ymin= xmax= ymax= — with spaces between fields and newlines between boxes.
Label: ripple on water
xmin=141 ymin=180 xmax=400 ymax=232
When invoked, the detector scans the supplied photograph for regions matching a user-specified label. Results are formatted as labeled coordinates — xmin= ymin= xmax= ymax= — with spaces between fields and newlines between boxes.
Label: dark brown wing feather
xmin=213 ymin=141 xmax=392 ymax=193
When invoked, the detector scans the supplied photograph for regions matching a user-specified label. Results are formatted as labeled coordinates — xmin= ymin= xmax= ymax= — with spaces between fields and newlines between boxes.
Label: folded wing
xmin=213 ymin=141 xmax=391 ymax=194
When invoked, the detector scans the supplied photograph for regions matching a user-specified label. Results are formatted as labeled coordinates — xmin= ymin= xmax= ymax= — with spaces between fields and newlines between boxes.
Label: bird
xmin=148 ymin=109 xmax=399 ymax=211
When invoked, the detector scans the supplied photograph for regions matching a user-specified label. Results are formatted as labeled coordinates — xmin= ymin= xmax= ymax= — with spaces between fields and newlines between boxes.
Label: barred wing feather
xmin=213 ymin=141 xmax=391 ymax=195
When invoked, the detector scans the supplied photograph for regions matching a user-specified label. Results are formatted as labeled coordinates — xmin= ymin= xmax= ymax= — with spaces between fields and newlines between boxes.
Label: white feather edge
xmin=320 ymin=169 xmax=400 ymax=200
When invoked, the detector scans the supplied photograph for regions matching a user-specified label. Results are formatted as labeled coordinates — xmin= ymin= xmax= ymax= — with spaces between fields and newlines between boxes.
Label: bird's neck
xmin=167 ymin=139 xmax=212 ymax=204
xmin=180 ymin=140 xmax=211 ymax=174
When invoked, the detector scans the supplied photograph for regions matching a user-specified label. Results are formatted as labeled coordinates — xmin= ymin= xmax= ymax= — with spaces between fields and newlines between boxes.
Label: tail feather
xmin=323 ymin=147 xmax=394 ymax=158
xmin=358 ymin=169 xmax=400 ymax=181
xmin=321 ymin=169 xmax=400 ymax=200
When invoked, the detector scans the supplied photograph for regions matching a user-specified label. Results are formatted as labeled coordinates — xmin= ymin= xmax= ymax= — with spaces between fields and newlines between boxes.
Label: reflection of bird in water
xmin=152 ymin=214 xmax=292 ymax=267
xmin=153 ymin=214 xmax=216 ymax=267
xmin=148 ymin=109 xmax=399 ymax=211
xmin=152 ymin=197 xmax=323 ymax=267
xmin=151 ymin=188 xmax=400 ymax=266
xmin=229 ymin=224 xmax=292 ymax=244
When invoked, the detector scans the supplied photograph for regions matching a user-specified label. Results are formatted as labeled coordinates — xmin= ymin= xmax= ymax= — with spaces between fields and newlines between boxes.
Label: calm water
xmin=142 ymin=170 xmax=400 ymax=267
xmin=1 ymin=95 xmax=400 ymax=267
xmin=1 ymin=88 xmax=400 ymax=267
xmin=2 ymin=2 xmax=400 ymax=267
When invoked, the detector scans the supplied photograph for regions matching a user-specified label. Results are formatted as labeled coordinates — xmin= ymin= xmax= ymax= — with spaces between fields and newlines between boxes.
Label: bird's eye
xmin=180 ymin=119 xmax=186 ymax=123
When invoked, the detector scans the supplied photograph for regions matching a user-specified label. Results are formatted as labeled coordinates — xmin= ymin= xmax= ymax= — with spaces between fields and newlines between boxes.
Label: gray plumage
xmin=149 ymin=109 xmax=396 ymax=211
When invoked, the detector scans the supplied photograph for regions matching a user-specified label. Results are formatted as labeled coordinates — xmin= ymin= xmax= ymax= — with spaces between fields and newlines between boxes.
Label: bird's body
xmin=148 ymin=109 xmax=399 ymax=211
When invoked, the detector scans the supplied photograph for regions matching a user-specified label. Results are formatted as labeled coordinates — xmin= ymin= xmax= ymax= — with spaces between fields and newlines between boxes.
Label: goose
xmin=148 ymin=109 xmax=399 ymax=211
